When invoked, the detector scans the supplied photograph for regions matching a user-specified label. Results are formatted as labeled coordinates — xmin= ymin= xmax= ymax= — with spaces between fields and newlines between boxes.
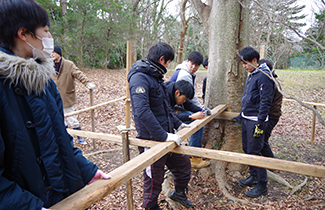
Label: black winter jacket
xmin=164 ymin=81 xmax=201 ymax=122
xmin=0 ymin=48 xmax=97 ymax=210
xmin=241 ymin=63 xmax=275 ymax=121
xmin=127 ymin=60 xmax=182 ymax=141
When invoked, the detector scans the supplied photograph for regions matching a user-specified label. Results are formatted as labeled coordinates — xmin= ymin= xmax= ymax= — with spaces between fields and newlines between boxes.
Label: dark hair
xmin=258 ymin=59 xmax=273 ymax=70
xmin=187 ymin=51 xmax=203 ymax=65
xmin=174 ymin=80 xmax=194 ymax=99
xmin=146 ymin=42 xmax=174 ymax=62
xmin=238 ymin=46 xmax=260 ymax=63
xmin=0 ymin=0 xmax=50 ymax=50
xmin=203 ymin=58 xmax=209 ymax=67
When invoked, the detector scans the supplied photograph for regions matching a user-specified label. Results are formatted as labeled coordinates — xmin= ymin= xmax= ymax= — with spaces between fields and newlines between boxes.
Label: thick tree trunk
xmin=204 ymin=0 xmax=250 ymax=171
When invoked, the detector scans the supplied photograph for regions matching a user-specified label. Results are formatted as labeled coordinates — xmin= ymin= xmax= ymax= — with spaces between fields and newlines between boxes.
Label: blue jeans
xmin=179 ymin=110 xmax=204 ymax=148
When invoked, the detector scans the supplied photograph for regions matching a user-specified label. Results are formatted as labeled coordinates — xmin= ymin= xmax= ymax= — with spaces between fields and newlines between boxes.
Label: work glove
xmin=201 ymin=107 xmax=211 ymax=116
xmin=177 ymin=123 xmax=190 ymax=132
xmin=231 ymin=114 xmax=242 ymax=127
xmin=87 ymin=82 xmax=96 ymax=89
xmin=88 ymin=169 xmax=111 ymax=184
xmin=253 ymin=120 xmax=264 ymax=137
xmin=166 ymin=133 xmax=182 ymax=146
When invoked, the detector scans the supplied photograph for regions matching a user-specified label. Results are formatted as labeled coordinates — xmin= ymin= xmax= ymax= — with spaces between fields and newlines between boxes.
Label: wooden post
xmin=90 ymin=89 xmax=96 ymax=149
xmin=311 ymin=105 xmax=317 ymax=144
xmin=122 ymin=131 xmax=133 ymax=210
xmin=126 ymin=41 xmax=132 ymax=128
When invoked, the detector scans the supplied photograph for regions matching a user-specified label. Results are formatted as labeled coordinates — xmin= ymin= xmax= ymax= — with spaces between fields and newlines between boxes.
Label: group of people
xmin=0 ymin=0 xmax=282 ymax=209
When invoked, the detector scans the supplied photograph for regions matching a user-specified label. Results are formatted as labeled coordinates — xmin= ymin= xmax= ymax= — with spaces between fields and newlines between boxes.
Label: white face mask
xmin=26 ymin=35 xmax=54 ymax=59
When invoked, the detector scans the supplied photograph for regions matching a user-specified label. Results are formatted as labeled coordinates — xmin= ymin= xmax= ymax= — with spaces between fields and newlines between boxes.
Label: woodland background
xmin=40 ymin=0 xmax=325 ymax=70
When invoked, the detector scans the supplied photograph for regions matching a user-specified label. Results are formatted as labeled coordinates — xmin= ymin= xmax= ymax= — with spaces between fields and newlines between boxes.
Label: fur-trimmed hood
xmin=0 ymin=50 xmax=55 ymax=96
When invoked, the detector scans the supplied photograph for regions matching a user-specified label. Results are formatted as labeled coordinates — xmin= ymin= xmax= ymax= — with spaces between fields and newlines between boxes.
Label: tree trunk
xmin=204 ymin=0 xmax=250 ymax=172
xmin=60 ymin=0 xmax=68 ymax=36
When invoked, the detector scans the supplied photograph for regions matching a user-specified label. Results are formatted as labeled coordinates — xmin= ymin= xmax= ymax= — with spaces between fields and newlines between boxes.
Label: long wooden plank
xmin=67 ymin=116 xmax=325 ymax=177
xmin=70 ymin=130 xmax=325 ymax=177
xmin=283 ymin=98 xmax=325 ymax=108
xmin=176 ymin=104 xmax=228 ymax=140
xmin=52 ymin=105 xmax=227 ymax=209
xmin=64 ymin=96 xmax=126 ymax=117
xmin=50 ymin=141 xmax=176 ymax=210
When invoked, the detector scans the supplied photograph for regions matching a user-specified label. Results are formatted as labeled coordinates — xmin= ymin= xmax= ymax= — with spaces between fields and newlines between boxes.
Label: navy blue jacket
xmin=241 ymin=63 xmax=275 ymax=121
xmin=0 ymin=48 xmax=97 ymax=210
xmin=164 ymin=81 xmax=201 ymax=122
xmin=127 ymin=60 xmax=182 ymax=141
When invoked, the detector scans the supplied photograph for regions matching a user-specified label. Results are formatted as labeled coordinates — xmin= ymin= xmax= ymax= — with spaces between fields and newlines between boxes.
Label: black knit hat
xmin=53 ymin=45 xmax=62 ymax=56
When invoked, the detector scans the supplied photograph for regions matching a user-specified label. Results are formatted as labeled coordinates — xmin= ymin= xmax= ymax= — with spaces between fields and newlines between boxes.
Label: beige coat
xmin=52 ymin=58 xmax=91 ymax=108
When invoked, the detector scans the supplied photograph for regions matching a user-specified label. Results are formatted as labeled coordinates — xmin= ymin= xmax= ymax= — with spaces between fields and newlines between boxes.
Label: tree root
xmin=211 ymin=160 xmax=270 ymax=208
xmin=162 ymin=170 xmax=181 ymax=210
xmin=267 ymin=170 xmax=308 ymax=195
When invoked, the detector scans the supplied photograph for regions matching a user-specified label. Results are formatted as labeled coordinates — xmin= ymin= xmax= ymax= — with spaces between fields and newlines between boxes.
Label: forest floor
xmin=72 ymin=68 xmax=325 ymax=209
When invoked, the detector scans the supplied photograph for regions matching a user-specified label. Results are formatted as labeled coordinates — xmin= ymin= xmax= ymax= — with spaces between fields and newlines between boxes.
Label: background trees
xmin=40 ymin=0 xmax=324 ymax=70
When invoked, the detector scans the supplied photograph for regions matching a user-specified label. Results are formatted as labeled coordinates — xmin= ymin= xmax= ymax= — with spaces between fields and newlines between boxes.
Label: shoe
xmin=169 ymin=189 xmax=194 ymax=208
xmin=190 ymin=157 xmax=210 ymax=169
xmin=245 ymin=184 xmax=268 ymax=198
xmin=146 ymin=204 xmax=162 ymax=210
xmin=237 ymin=176 xmax=258 ymax=187
xmin=78 ymin=136 xmax=88 ymax=145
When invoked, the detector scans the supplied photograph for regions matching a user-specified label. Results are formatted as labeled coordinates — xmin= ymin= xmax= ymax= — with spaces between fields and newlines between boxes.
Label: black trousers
xmin=241 ymin=119 xmax=267 ymax=184
xmin=260 ymin=118 xmax=279 ymax=158
xmin=139 ymin=147 xmax=191 ymax=209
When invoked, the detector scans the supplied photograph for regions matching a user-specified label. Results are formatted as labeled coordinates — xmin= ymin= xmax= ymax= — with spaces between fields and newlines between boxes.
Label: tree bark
xmin=204 ymin=0 xmax=250 ymax=173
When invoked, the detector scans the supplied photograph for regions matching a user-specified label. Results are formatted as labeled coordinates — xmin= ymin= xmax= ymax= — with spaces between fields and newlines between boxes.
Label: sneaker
xmin=245 ymin=184 xmax=268 ymax=198
xmin=190 ymin=157 xmax=210 ymax=169
xmin=237 ymin=175 xmax=258 ymax=187
xmin=78 ymin=136 xmax=88 ymax=145
xmin=169 ymin=189 xmax=194 ymax=208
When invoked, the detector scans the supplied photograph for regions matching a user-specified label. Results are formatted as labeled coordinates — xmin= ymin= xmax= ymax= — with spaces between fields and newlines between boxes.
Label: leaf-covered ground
xmin=72 ymin=68 xmax=325 ymax=209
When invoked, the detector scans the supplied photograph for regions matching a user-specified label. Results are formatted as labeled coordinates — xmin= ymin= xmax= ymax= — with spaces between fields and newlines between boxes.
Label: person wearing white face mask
xmin=51 ymin=45 xmax=96 ymax=144
xmin=0 ymin=1 xmax=110 ymax=209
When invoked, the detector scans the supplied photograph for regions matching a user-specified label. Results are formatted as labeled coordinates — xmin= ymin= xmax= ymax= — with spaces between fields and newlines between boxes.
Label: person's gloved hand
xmin=87 ymin=82 xmax=96 ymax=89
xmin=177 ymin=123 xmax=190 ymax=132
xmin=231 ymin=114 xmax=242 ymax=127
xmin=253 ymin=120 xmax=264 ymax=137
xmin=42 ymin=208 xmax=52 ymax=210
xmin=166 ymin=133 xmax=181 ymax=146
xmin=201 ymin=108 xmax=211 ymax=116
xmin=88 ymin=169 xmax=111 ymax=185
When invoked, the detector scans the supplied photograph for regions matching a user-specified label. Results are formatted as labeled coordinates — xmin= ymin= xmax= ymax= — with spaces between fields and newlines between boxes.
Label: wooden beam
xmin=176 ymin=104 xmax=228 ymax=140
xmin=215 ymin=111 xmax=238 ymax=120
xmin=172 ymin=146 xmax=325 ymax=178
xmin=50 ymin=142 xmax=177 ymax=210
xmin=283 ymin=98 xmax=325 ymax=108
xmin=52 ymin=105 xmax=227 ymax=209
xmin=67 ymin=128 xmax=325 ymax=178
xmin=64 ymin=96 xmax=126 ymax=117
